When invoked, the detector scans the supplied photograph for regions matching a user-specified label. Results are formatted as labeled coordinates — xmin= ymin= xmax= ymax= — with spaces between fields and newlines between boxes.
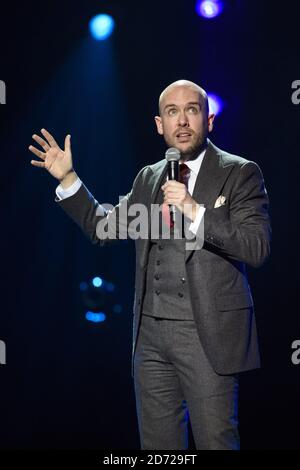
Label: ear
xmin=208 ymin=113 xmax=215 ymax=133
xmin=154 ymin=116 xmax=164 ymax=135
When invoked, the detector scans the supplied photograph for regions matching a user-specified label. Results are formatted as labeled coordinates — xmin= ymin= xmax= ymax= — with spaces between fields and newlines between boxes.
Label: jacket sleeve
xmin=200 ymin=161 xmax=271 ymax=268
xmin=56 ymin=166 xmax=148 ymax=246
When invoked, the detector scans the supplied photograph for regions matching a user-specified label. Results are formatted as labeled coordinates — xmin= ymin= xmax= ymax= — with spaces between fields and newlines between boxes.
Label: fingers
xmin=30 ymin=160 xmax=46 ymax=168
xmin=64 ymin=134 xmax=71 ymax=153
xmin=163 ymin=187 xmax=181 ymax=194
xmin=28 ymin=144 xmax=46 ymax=160
xmin=32 ymin=134 xmax=50 ymax=151
xmin=162 ymin=182 xmax=188 ymax=205
xmin=41 ymin=128 xmax=59 ymax=148
xmin=161 ymin=181 xmax=184 ymax=190
xmin=163 ymin=187 xmax=186 ymax=197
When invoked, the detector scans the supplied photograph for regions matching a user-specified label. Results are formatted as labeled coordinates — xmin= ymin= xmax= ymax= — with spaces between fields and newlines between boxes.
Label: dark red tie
xmin=179 ymin=163 xmax=191 ymax=189
xmin=162 ymin=163 xmax=191 ymax=227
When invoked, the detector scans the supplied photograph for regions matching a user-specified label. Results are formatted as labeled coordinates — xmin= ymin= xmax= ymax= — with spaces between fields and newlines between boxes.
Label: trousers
xmin=133 ymin=313 xmax=240 ymax=450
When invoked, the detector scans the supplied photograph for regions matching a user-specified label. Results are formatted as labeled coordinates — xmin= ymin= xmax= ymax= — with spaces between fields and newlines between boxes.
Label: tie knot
xmin=179 ymin=163 xmax=191 ymax=187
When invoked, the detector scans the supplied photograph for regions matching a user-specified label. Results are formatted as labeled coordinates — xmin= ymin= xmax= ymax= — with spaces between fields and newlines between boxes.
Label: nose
xmin=177 ymin=109 xmax=189 ymax=127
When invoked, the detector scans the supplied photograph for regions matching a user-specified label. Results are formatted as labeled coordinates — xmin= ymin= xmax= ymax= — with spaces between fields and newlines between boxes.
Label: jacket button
xmin=154 ymin=274 xmax=160 ymax=280
xmin=156 ymin=260 xmax=161 ymax=265
xmin=158 ymin=244 xmax=163 ymax=251
xmin=178 ymin=292 xmax=184 ymax=298
xmin=180 ymin=277 xmax=186 ymax=283
xmin=155 ymin=290 xmax=160 ymax=295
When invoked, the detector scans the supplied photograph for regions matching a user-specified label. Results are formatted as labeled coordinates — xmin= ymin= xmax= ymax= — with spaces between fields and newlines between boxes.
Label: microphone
xmin=165 ymin=147 xmax=181 ymax=226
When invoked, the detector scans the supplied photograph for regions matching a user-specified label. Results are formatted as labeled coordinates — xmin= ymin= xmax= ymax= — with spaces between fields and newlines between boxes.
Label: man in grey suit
xmin=29 ymin=80 xmax=271 ymax=450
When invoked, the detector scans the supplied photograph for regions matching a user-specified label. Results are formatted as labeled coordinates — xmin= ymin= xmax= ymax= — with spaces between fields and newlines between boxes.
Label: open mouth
xmin=176 ymin=132 xmax=192 ymax=139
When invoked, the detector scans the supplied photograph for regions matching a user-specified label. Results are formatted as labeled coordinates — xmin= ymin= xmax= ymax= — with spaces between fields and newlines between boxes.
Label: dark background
xmin=0 ymin=0 xmax=299 ymax=449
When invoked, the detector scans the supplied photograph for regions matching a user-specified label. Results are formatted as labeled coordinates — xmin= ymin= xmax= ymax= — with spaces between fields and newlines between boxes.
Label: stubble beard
xmin=167 ymin=133 xmax=208 ymax=162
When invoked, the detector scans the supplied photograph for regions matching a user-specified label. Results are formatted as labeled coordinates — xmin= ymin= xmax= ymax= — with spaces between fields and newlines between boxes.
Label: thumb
xmin=64 ymin=134 xmax=71 ymax=153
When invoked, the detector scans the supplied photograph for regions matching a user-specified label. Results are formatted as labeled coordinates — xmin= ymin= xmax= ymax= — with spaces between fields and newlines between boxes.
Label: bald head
xmin=158 ymin=80 xmax=209 ymax=116
xmin=155 ymin=79 xmax=215 ymax=160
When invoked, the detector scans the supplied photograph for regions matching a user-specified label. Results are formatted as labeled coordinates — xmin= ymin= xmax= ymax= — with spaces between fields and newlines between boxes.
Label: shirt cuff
xmin=55 ymin=177 xmax=82 ymax=201
xmin=189 ymin=205 xmax=206 ymax=235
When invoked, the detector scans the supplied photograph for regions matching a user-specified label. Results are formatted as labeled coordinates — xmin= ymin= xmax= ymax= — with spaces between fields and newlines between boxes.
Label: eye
xmin=187 ymin=106 xmax=199 ymax=114
xmin=167 ymin=108 xmax=178 ymax=116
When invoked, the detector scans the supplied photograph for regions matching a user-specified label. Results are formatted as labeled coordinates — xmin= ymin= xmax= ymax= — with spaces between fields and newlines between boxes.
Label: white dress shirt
xmin=179 ymin=148 xmax=206 ymax=234
xmin=55 ymin=148 xmax=207 ymax=235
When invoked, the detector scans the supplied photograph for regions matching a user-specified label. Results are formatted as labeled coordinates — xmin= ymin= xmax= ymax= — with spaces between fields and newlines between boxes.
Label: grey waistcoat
xmin=142 ymin=186 xmax=194 ymax=320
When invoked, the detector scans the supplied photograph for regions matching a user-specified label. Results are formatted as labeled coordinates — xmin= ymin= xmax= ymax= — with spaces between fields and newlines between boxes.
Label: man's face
xmin=155 ymin=86 xmax=214 ymax=160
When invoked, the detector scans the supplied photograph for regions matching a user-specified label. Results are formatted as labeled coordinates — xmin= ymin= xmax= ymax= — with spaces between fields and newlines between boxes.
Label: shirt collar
xmin=181 ymin=147 xmax=207 ymax=177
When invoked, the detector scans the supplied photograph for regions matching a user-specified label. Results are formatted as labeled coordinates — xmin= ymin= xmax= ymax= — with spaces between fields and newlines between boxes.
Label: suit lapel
xmin=191 ymin=140 xmax=233 ymax=209
xmin=185 ymin=140 xmax=235 ymax=261
xmin=150 ymin=160 xmax=168 ymax=204
xmin=138 ymin=160 xmax=167 ymax=268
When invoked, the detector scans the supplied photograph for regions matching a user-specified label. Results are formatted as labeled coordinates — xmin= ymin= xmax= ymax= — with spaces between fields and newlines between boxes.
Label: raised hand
xmin=29 ymin=129 xmax=75 ymax=185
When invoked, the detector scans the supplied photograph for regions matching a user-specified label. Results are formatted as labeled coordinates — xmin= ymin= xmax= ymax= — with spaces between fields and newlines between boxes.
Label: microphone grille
xmin=165 ymin=147 xmax=181 ymax=162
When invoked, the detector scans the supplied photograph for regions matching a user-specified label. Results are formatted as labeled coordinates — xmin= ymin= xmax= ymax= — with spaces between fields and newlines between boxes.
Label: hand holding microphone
xmin=164 ymin=147 xmax=181 ymax=226
xmin=162 ymin=147 xmax=198 ymax=223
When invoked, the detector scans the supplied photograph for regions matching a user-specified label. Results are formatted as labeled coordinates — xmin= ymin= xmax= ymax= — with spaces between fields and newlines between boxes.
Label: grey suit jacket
xmin=57 ymin=140 xmax=271 ymax=375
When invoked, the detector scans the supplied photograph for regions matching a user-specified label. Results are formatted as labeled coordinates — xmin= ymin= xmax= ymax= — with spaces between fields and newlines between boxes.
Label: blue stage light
xmin=89 ymin=14 xmax=115 ymax=41
xmin=196 ymin=1 xmax=223 ymax=19
xmin=85 ymin=311 xmax=106 ymax=323
xmin=207 ymin=93 xmax=223 ymax=116
xmin=92 ymin=276 xmax=103 ymax=288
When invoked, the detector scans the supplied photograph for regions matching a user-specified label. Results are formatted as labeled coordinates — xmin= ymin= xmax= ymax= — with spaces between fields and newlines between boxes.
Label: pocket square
xmin=214 ymin=195 xmax=226 ymax=208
